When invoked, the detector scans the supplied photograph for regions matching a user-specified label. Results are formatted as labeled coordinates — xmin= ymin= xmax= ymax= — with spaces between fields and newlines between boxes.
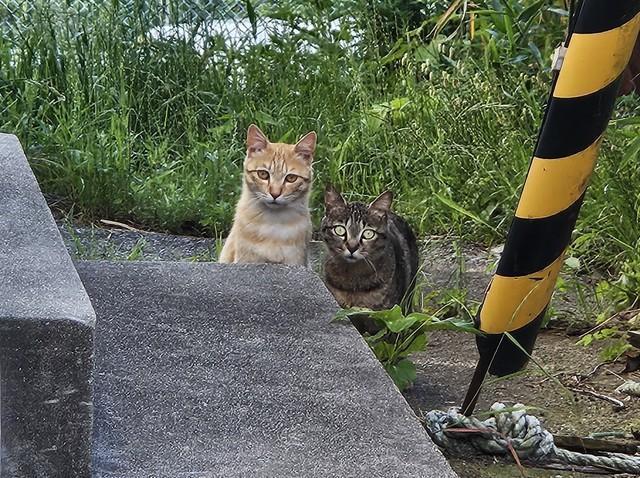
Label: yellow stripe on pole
xmin=516 ymin=137 xmax=601 ymax=219
xmin=479 ymin=254 xmax=565 ymax=334
xmin=555 ymin=12 xmax=640 ymax=98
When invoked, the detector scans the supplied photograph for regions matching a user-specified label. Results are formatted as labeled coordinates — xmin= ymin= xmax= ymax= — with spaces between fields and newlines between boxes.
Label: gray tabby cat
xmin=321 ymin=186 xmax=419 ymax=332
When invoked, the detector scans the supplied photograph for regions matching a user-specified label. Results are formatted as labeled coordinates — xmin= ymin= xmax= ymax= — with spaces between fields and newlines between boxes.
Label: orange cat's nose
xmin=270 ymin=188 xmax=282 ymax=199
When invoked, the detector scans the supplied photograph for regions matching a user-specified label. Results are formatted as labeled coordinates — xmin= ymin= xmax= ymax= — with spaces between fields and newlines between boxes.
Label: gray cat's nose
xmin=346 ymin=242 xmax=359 ymax=254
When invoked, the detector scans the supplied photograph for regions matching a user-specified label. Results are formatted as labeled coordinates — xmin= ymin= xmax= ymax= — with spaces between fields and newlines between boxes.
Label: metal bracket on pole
xmin=551 ymin=45 xmax=568 ymax=71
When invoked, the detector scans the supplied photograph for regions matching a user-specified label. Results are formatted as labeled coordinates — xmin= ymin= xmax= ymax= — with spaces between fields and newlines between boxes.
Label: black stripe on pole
xmin=535 ymin=77 xmax=621 ymax=159
xmin=462 ymin=310 xmax=547 ymax=414
xmin=496 ymin=193 xmax=585 ymax=277
xmin=573 ymin=0 xmax=640 ymax=34
xmin=476 ymin=310 xmax=547 ymax=376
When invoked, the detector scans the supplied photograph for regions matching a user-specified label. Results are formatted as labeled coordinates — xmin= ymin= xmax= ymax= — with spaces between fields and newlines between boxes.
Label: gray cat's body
xmin=321 ymin=187 xmax=419 ymax=332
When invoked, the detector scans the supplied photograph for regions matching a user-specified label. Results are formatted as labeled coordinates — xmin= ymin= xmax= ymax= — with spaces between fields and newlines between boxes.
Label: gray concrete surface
xmin=78 ymin=261 xmax=457 ymax=478
xmin=0 ymin=134 xmax=95 ymax=477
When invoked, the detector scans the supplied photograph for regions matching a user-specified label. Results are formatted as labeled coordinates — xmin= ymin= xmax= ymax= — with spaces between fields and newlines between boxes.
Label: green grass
xmin=1 ymin=0 xmax=639 ymax=278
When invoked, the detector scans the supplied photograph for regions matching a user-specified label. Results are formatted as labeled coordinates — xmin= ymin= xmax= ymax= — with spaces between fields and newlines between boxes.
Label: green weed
xmin=336 ymin=304 xmax=479 ymax=390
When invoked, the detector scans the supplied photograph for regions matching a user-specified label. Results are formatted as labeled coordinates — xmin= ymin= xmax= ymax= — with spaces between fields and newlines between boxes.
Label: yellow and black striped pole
xmin=462 ymin=0 xmax=640 ymax=415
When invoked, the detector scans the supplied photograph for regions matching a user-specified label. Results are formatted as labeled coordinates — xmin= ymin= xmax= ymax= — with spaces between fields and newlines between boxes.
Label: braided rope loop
xmin=424 ymin=402 xmax=640 ymax=475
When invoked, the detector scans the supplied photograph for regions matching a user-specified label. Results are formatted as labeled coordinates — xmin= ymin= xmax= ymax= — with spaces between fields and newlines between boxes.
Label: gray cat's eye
xmin=333 ymin=225 xmax=347 ymax=237
xmin=362 ymin=229 xmax=376 ymax=240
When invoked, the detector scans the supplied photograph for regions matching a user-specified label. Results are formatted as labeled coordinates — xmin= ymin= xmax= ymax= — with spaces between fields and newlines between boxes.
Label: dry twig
xmin=569 ymin=387 xmax=625 ymax=409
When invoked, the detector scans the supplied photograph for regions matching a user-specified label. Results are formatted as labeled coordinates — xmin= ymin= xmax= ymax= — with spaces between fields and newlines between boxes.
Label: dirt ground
xmin=406 ymin=330 xmax=640 ymax=477
xmin=408 ymin=238 xmax=640 ymax=477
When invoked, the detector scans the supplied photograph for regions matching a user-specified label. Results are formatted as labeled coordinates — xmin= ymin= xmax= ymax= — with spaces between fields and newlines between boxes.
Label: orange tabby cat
xmin=219 ymin=124 xmax=316 ymax=265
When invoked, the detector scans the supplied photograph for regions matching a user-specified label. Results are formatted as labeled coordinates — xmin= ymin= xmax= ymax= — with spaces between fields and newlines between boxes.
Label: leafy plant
xmin=380 ymin=0 xmax=567 ymax=70
xmin=468 ymin=0 xmax=568 ymax=67
xmin=336 ymin=305 xmax=480 ymax=390
xmin=575 ymin=258 xmax=640 ymax=360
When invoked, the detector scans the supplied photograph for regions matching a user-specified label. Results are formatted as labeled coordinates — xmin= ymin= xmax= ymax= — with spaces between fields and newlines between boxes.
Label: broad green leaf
xmin=389 ymin=97 xmax=410 ymax=111
xmin=254 ymin=111 xmax=277 ymax=126
xmin=332 ymin=308 xmax=352 ymax=322
xmin=399 ymin=332 xmax=428 ymax=356
xmin=594 ymin=328 xmax=617 ymax=339
xmin=576 ymin=334 xmax=594 ymax=347
xmin=621 ymin=135 xmax=640 ymax=170
xmin=372 ymin=341 xmax=394 ymax=362
xmin=518 ymin=1 xmax=544 ymax=23
xmin=404 ymin=312 xmax=436 ymax=323
xmin=386 ymin=359 xmax=417 ymax=391
xmin=503 ymin=12 xmax=515 ymax=49
xmin=364 ymin=328 xmax=388 ymax=344
xmin=367 ymin=305 xmax=404 ymax=323
xmin=528 ymin=41 xmax=543 ymax=67
xmin=380 ymin=40 xmax=410 ymax=65
xmin=385 ymin=315 xmax=420 ymax=333
xmin=564 ymin=256 xmax=580 ymax=270
xmin=600 ymin=340 xmax=632 ymax=361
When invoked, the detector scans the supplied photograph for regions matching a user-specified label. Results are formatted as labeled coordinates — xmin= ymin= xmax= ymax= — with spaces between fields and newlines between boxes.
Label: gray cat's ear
xmin=247 ymin=124 xmax=269 ymax=154
xmin=324 ymin=185 xmax=346 ymax=210
xmin=369 ymin=191 xmax=393 ymax=213
xmin=295 ymin=131 xmax=317 ymax=162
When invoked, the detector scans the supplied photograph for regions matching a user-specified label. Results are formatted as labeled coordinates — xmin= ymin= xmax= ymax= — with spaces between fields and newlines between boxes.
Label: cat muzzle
xmin=263 ymin=198 xmax=285 ymax=207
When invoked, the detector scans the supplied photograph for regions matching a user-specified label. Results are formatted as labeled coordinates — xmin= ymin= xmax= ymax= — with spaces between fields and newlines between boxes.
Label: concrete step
xmin=0 ymin=134 xmax=95 ymax=477
xmin=77 ymin=261 xmax=457 ymax=478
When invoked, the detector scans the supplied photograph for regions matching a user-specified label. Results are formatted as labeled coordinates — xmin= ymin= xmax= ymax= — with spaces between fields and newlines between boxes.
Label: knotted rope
xmin=424 ymin=403 xmax=640 ymax=475
xmin=616 ymin=380 xmax=640 ymax=397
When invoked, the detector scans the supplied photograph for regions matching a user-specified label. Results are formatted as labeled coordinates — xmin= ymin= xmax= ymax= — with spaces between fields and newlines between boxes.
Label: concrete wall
xmin=0 ymin=134 xmax=95 ymax=477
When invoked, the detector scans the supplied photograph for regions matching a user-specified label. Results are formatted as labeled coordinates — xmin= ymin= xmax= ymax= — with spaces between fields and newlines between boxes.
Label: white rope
xmin=424 ymin=403 xmax=640 ymax=475
xmin=616 ymin=380 xmax=640 ymax=397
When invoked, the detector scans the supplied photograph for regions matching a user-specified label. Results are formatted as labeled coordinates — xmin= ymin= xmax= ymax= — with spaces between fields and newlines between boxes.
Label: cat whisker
xmin=363 ymin=257 xmax=380 ymax=281
xmin=323 ymin=253 xmax=342 ymax=267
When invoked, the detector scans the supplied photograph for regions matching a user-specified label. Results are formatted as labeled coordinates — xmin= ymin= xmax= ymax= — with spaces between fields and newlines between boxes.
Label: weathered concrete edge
xmin=0 ymin=133 xmax=95 ymax=326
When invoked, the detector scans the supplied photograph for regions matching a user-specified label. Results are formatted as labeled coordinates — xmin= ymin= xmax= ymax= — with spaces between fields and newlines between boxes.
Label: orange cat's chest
xmin=241 ymin=218 xmax=310 ymax=245
xmin=240 ymin=220 xmax=308 ymax=261
xmin=223 ymin=204 xmax=311 ymax=265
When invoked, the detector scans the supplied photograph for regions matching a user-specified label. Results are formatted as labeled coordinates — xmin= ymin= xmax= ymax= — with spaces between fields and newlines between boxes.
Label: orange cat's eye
xmin=285 ymin=174 xmax=298 ymax=183
xmin=256 ymin=170 xmax=270 ymax=180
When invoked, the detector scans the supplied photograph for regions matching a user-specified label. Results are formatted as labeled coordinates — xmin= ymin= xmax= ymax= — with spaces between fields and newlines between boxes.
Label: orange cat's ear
xmin=369 ymin=191 xmax=393 ymax=213
xmin=247 ymin=124 xmax=269 ymax=154
xmin=295 ymin=131 xmax=317 ymax=162
xmin=324 ymin=185 xmax=346 ymax=210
